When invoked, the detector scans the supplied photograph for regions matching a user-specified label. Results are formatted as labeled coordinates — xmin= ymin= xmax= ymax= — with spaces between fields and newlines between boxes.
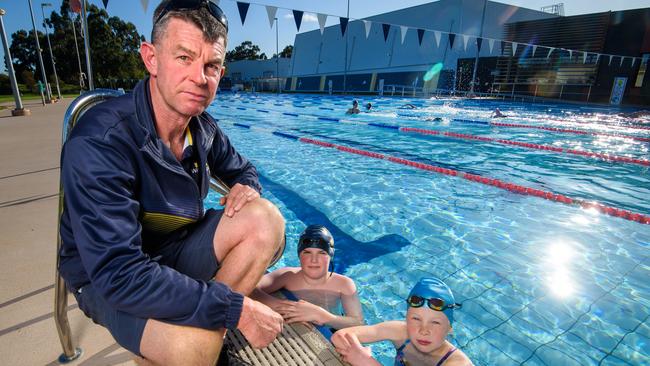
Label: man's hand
xmin=237 ymin=297 xmax=283 ymax=348
xmin=219 ymin=183 xmax=260 ymax=217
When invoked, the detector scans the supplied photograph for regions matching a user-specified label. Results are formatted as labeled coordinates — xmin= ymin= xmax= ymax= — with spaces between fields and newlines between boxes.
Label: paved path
xmin=0 ymin=98 xmax=135 ymax=365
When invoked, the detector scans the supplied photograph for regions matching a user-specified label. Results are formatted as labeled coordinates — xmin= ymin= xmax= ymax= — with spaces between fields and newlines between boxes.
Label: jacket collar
xmin=131 ymin=77 xmax=218 ymax=153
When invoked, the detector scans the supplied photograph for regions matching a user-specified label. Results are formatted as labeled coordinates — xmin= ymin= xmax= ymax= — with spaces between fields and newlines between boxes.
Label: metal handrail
xmin=55 ymin=89 xmax=124 ymax=363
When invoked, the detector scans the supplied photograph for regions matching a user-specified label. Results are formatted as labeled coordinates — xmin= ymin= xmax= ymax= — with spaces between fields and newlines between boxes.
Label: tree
xmin=9 ymin=2 xmax=146 ymax=89
xmin=279 ymin=45 xmax=293 ymax=58
xmin=226 ymin=41 xmax=266 ymax=62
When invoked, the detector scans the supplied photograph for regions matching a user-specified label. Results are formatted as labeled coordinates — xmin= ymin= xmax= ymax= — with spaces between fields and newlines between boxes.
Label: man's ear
xmin=140 ymin=41 xmax=158 ymax=77
xmin=220 ymin=65 xmax=226 ymax=78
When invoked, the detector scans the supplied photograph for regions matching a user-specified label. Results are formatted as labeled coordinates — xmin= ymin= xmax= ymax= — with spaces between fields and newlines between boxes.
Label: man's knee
xmin=240 ymin=198 xmax=285 ymax=252
xmin=140 ymin=320 xmax=223 ymax=366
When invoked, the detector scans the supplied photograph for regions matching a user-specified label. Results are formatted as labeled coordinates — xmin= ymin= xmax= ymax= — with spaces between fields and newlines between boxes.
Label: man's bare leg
xmin=136 ymin=198 xmax=284 ymax=365
xmin=212 ymin=198 xmax=285 ymax=294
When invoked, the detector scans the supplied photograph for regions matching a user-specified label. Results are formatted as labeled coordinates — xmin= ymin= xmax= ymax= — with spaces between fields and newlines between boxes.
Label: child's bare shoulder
xmin=330 ymin=273 xmax=358 ymax=294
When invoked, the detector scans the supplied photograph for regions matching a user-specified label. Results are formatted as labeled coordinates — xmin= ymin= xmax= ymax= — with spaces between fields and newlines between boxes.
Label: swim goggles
xmin=154 ymin=0 xmax=228 ymax=31
xmin=406 ymin=295 xmax=462 ymax=311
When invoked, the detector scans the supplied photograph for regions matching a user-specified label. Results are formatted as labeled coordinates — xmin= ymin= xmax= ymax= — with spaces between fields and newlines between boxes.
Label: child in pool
xmin=252 ymin=225 xmax=364 ymax=330
xmin=332 ymin=277 xmax=473 ymax=366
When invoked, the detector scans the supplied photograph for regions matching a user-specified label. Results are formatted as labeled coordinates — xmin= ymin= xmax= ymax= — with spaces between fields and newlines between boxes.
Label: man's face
xmin=148 ymin=18 xmax=225 ymax=118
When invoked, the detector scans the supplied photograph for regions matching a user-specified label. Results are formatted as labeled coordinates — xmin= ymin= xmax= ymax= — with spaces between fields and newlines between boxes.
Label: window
xmin=634 ymin=54 xmax=649 ymax=88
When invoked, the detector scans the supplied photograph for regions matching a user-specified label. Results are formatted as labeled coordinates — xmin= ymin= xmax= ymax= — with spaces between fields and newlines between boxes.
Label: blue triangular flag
xmin=382 ymin=23 xmax=390 ymax=42
xmin=417 ymin=29 xmax=425 ymax=46
xmin=340 ymin=17 xmax=349 ymax=36
xmin=448 ymin=33 xmax=456 ymax=49
xmin=476 ymin=37 xmax=483 ymax=52
xmin=293 ymin=10 xmax=304 ymax=31
xmin=102 ymin=0 xmax=109 ymax=8
xmin=236 ymin=2 xmax=249 ymax=25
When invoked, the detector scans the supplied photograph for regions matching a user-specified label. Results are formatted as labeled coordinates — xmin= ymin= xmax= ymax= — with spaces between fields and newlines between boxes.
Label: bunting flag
xmin=462 ymin=34 xmax=469 ymax=51
xmin=293 ymin=10 xmax=303 ymax=31
xmin=512 ymin=42 xmax=518 ymax=56
xmin=532 ymin=45 xmax=537 ymax=56
xmin=317 ymin=13 xmax=327 ymax=35
xmin=340 ymin=17 xmax=349 ymax=36
xmin=620 ymin=56 xmax=625 ymax=67
xmin=265 ymin=6 xmax=277 ymax=28
xmin=362 ymin=20 xmax=371 ymax=38
xmin=417 ymin=29 xmax=425 ymax=46
xmin=547 ymin=47 xmax=554 ymax=59
xmin=140 ymin=0 xmax=149 ymax=12
xmin=568 ymin=49 xmax=573 ymax=60
xmin=382 ymin=23 xmax=390 ymax=42
xmin=476 ymin=37 xmax=482 ymax=52
xmin=236 ymin=2 xmax=250 ymax=25
xmin=102 ymin=0 xmax=109 ymax=8
xmin=434 ymin=31 xmax=441 ymax=48
xmin=70 ymin=0 xmax=82 ymax=13
xmin=448 ymin=33 xmax=456 ymax=49
xmin=609 ymin=55 xmax=613 ymax=65
xmin=596 ymin=54 xmax=601 ymax=64
xmin=583 ymin=52 xmax=587 ymax=64
xmin=488 ymin=38 xmax=494 ymax=54
xmin=631 ymin=57 xmax=637 ymax=67
xmin=400 ymin=26 xmax=408 ymax=44
xmin=501 ymin=41 xmax=506 ymax=54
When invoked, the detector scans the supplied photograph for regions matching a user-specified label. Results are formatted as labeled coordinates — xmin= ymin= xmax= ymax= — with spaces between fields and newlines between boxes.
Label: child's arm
xmin=332 ymin=322 xmax=406 ymax=366
xmin=250 ymin=268 xmax=295 ymax=311
xmin=322 ymin=276 xmax=364 ymax=329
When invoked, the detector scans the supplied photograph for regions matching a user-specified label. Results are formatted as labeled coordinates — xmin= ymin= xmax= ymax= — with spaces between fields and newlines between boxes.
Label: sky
xmin=1 ymin=0 xmax=649 ymax=75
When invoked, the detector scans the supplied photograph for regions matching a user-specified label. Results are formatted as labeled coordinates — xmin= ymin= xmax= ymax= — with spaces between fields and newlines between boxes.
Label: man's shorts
xmin=72 ymin=208 xmax=224 ymax=356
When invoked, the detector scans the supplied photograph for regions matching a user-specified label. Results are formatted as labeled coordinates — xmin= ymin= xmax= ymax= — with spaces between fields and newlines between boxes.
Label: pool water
xmin=206 ymin=93 xmax=649 ymax=366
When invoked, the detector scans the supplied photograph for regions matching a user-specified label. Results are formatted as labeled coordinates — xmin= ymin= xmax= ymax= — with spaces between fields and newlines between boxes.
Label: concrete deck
xmin=0 ymin=98 xmax=134 ymax=365
xmin=0 ymin=98 xmax=345 ymax=366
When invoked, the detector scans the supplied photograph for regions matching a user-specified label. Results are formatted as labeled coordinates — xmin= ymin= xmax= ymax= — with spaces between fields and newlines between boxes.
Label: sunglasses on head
xmin=406 ymin=295 xmax=462 ymax=311
xmin=154 ymin=0 xmax=228 ymax=31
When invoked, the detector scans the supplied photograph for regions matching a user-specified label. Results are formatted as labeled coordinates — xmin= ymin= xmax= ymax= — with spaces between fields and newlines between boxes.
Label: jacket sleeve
xmin=208 ymin=124 xmax=262 ymax=194
xmin=62 ymin=136 xmax=243 ymax=330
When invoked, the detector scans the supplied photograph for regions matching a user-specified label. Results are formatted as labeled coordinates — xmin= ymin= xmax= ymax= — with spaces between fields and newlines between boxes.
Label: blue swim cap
xmin=297 ymin=225 xmax=334 ymax=257
xmin=407 ymin=277 xmax=457 ymax=325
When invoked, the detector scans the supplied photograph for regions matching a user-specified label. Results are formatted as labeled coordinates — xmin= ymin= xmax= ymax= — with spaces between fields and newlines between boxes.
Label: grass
xmin=0 ymin=93 xmax=81 ymax=103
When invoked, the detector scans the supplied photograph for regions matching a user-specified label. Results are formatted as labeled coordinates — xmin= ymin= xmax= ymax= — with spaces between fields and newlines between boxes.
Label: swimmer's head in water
xmin=407 ymin=277 xmax=460 ymax=325
xmin=366 ymin=102 xmax=372 ymax=110
xmin=298 ymin=225 xmax=335 ymax=257
xmin=352 ymin=100 xmax=358 ymax=107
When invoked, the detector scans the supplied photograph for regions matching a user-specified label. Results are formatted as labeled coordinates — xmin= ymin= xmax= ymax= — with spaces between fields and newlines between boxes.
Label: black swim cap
xmin=297 ymin=225 xmax=334 ymax=257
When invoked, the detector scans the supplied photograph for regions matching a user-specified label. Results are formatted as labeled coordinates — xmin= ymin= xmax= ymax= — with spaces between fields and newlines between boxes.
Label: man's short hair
xmin=151 ymin=0 xmax=227 ymax=47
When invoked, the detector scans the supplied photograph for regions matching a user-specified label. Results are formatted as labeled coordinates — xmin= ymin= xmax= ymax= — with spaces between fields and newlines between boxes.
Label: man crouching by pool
xmin=58 ymin=1 xmax=285 ymax=364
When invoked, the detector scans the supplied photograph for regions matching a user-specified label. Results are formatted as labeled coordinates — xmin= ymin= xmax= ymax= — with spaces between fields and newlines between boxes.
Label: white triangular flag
xmin=583 ymin=52 xmax=587 ymax=63
xmin=532 ymin=45 xmax=537 ymax=56
xmin=547 ymin=47 xmax=554 ymax=58
xmin=400 ymin=26 xmax=408 ymax=44
xmin=596 ymin=54 xmax=601 ymax=64
xmin=434 ymin=31 xmax=441 ymax=48
xmin=632 ymin=57 xmax=637 ymax=67
xmin=140 ymin=0 xmax=149 ymax=12
xmin=488 ymin=38 xmax=494 ymax=54
xmin=609 ymin=55 xmax=613 ymax=65
xmin=362 ymin=20 xmax=371 ymax=38
xmin=512 ymin=42 xmax=518 ymax=56
xmin=265 ymin=6 xmax=277 ymax=28
xmin=462 ymin=34 xmax=469 ymax=51
xmin=620 ymin=56 xmax=625 ymax=67
xmin=568 ymin=49 xmax=573 ymax=60
xmin=317 ymin=13 xmax=327 ymax=35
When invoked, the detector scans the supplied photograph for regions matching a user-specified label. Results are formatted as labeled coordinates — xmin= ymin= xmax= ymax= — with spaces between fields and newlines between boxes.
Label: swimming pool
xmin=206 ymin=93 xmax=649 ymax=365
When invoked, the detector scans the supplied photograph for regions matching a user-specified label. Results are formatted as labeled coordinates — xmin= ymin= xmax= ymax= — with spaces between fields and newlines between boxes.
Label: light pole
xmin=27 ymin=0 xmax=51 ymax=102
xmin=0 ymin=9 xmax=30 ymax=116
xmin=342 ymin=0 xmax=350 ymax=94
xmin=469 ymin=0 xmax=487 ymax=95
xmin=81 ymin=0 xmax=94 ymax=90
xmin=275 ymin=17 xmax=279 ymax=94
xmin=41 ymin=2 xmax=61 ymax=100
xmin=70 ymin=13 xmax=85 ymax=91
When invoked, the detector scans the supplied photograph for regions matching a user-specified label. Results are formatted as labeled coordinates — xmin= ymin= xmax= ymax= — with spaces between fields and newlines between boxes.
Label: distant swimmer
xmin=398 ymin=103 xmax=418 ymax=109
xmin=621 ymin=110 xmax=650 ymax=119
xmin=492 ymin=107 xmax=508 ymax=118
xmin=425 ymin=116 xmax=443 ymax=122
xmin=365 ymin=102 xmax=372 ymax=112
xmin=346 ymin=100 xmax=360 ymax=114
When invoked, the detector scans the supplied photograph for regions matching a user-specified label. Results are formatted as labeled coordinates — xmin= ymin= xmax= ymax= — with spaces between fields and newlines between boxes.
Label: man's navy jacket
xmin=59 ymin=78 xmax=261 ymax=331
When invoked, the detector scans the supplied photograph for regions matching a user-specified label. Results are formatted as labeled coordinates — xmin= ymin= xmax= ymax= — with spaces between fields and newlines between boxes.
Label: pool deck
xmin=0 ymin=99 xmax=345 ymax=366
xmin=0 ymin=98 xmax=134 ymax=365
